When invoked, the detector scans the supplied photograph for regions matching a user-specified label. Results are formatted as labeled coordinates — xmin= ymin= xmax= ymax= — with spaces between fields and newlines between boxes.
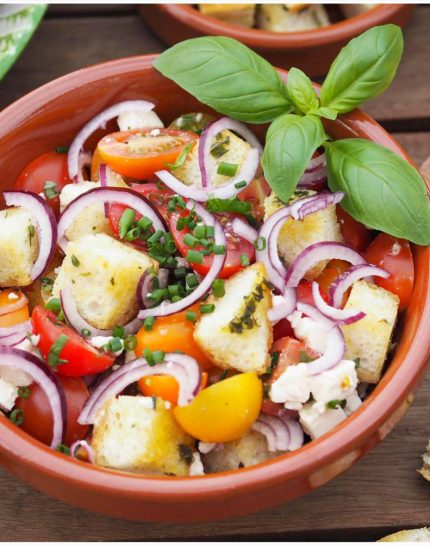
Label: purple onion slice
xmin=311 ymin=282 xmax=366 ymax=325
xmin=330 ymin=264 xmax=390 ymax=308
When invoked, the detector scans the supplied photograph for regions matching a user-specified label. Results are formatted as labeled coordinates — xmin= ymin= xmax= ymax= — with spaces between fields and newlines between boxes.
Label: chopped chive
xmin=17 ymin=386 xmax=30 ymax=399
xmin=152 ymin=350 xmax=165 ymax=364
xmin=71 ymin=254 xmax=80 ymax=267
xmin=217 ymin=161 xmax=238 ymax=177
xmin=119 ymin=208 xmax=135 ymax=239
xmin=253 ymin=236 xmax=266 ymax=251
xmin=10 ymin=408 xmax=24 ymax=426
xmin=186 ymin=310 xmax=197 ymax=323
xmin=212 ymin=279 xmax=225 ymax=298
xmin=144 ymin=316 xmax=155 ymax=331
xmin=165 ymin=256 xmax=178 ymax=268
xmin=183 ymin=233 xmax=198 ymax=248
xmin=326 ymin=399 xmax=347 ymax=410
xmin=165 ymin=143 xmax=193 ymax=170
xmin=137 ymin=216 xmax=153 ymax=231
xmin=113 ymin=325 xmax=125 ymax=338
xmin=57 ymin=311 xmax=65 ymax=322
xmin=186 ymin=274 xmax=199 ymax=288
xmin=147 ymin=229 xmax=164 ymax=244
xmin=40 ymin=277 xmax=54 ymax=294
xmin=171 ymin=295 xmax=182 ymax=303
xmin=213 ymin=245 xmax=226 ymax=255
xmin=149 ymin=288 xmax=168 ymax=303
xmin=193 ymin=225 xmax=206 ymax=239
xmin=80 ymin=328 xmax=91 ymax=338
xmin=174 ymin=267 xmax=187 ymax=279
xmin=44 ymin=180 xmax=59 ymax=199
xmin=354 ymin=357 xmax=360 ymax=369
xmin=144 ymin=348 xmax=155 ymax=366
xmin=55 ymin=146 xmax=68 ymax=154
xmin=108 ymin=337 xmax=123 ymax=353
xmin=48 ymin=334 xmax=69 ymax=370
xmin=45 ymin=298 xmax=61 ymax=314
xmin=176 ymin=216 xmax=187 ymax=230
xmin=206 ymin=225 xmax=215 ymax=238
xmin=234 ymin=180 xmax=247 ymax=189
xmin=240 ymin=253 xmax=250 ymax=266
xmin=28 ymin=224 xmax=35 ymax=239
xmin=199 ymin=238 xmax=211 ymax=248
xmin=186 ymin=250 xmax=203 ymax=264
xmin=168 ymin=284 xmax=181 ymax=297
xmin=124 ymin=227 xmax=140 ymax=241
xmin=56 ymin=443 xmax=71 ymax=455
xmin=200 ymin=303 xmax=215 ymax=314
xmin=124 ymin=334 xmax=137 ymax=351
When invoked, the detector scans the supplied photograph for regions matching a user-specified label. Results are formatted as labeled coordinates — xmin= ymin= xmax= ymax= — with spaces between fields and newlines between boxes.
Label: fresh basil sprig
xmin=286 ymin=68 xmax=319 ymax=114
xmin=325 ymin=139 xmax=430 ymax=246
xmin=153 ymin=36 xmax=293 ymax=124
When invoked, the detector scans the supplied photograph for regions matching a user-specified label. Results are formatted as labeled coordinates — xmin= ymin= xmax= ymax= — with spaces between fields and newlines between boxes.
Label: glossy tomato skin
xmin=170 ymin=211 xmax=255 ymax=279
xmin=238 ymin=176 xmax=271 ymax=222
xmin=31 ymin=306 xmax=114 ymax=377
xmin=15 ymin=376 xmax=89 ymax=446
xmin=296 ymin=279 xmax=329 ymax=306
xmin=13 ymin=151 xmax=72 ymax=216
xmin=97 ymin=129 xmax=198 ymax=180
xmin=364 ymin=233 xmax=414 ymax=310
xmin=336 ymin=206 xmax=372 ymax=252
xmin=316 ymin=260 xmax=351 ymax=300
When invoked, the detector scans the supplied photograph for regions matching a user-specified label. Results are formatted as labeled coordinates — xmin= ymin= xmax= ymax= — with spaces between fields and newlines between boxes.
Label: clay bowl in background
xmin=0 ymin=55 xmax=429 ymax=522
xmin=138 ymin=4 xmax=414 ymax=78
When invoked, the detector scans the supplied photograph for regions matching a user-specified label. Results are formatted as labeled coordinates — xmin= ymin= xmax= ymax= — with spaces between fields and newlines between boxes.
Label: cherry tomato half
xmin=15 ymin=375 xmax=89 ymax=446
xmin=32 ymin=306 xmax=114 ymax=377
xmin=316 ymin=259 xmax=351 ymax=301
xmin=97 ymin=129 xmax=198 ymax=180
xmin=238 ymin=176 xmax=271 ymax=222
xmin=170 ymin=210 xmax=255 ymax=279
xmin=336 ymin=206 xmax=372 ymax=252
xmin=364 ymin=233 xmax=414 ymax=310
xmin=0 ymin=290 xmax=29 ymax=328
xmin=138 ymin=372 xmax=208 ymax=406
xmin=13 ymin=151 xmax=72 ymax=216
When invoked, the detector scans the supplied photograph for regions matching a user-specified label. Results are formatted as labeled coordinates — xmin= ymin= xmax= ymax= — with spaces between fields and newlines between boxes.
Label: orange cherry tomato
xmin=135 ymin=304 xmax=212 ymax=370
xmin=364 ymin=233 xmax=414 ymax=310
xmin=0 ymin=290 xmax=29 ymax=327
xmin=138 ymin=372 xmax=208 ymax=406
xmin=316 ymin=259 xmax=351 ymax=303
xmin=97 ymin=129 xmax=198 ymax=180
xmin=336 ymin=206 xmax=372 ymax=252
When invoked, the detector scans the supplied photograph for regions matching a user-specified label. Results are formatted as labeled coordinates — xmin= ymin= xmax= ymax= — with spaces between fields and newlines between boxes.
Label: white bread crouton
xmin=193 ymin=263 xmax=272 ymax=373
xmin=341 ymin=280 xmax=399 ymax=384
xmin=53 ymin=233 xmax=156 ymax=329
xmin=0 ymin=207 xmax=38 ymax=287
xmin=264 ymin=190 xmax=343 ymax=279
xmin=60 ymin=178 xmax=127 ymax=242
xmin=299 ymin=401 xmax=347 ymax=440
xmin=174 ymin=129 xmax=251 ymax=189
xmin=419 ymin=439 xmax=430 ymax=482
xmin=202 ymin=430 xmax=280 ymax=473
xmin=257 ymin=4 xmax=329 ymax=32
xmin=199 ymin=4 xmax=255 ymax=27
xmin=92 ymin=396 xmax=194 ymax=476
xmin=379 ymin=528 xmax=430 ymax=542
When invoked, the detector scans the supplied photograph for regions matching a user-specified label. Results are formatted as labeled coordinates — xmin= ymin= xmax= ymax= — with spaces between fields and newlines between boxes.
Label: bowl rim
xmin=0 ymin=53 xmax=429 ymax=503
xmin=142 ymin=4 xmax=413 ymax=49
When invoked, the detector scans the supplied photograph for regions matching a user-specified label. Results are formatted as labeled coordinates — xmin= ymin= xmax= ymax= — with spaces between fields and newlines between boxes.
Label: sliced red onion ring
xmin=231 ymin=217 xmax=258 ymax=244
xmin=70 ymin=439 xmax=95 ymax=463
xmin=252 ymin=414 xmax=304 ymax=452
xmin=297 ymin=153 xmax=327 ymax=189
xmin=268 ymin=289 xmax=297 ymax=323
xmin=57 ymin=187 xmax=165 ymax=252
xmin=296 ymin=302 xmax=345 ymax=375
xmin=60 ymin=287 xmax=141 ymax=337
xmin=198 ymin=117 xmax=262 ymax=188
xmin=0 ymin=292 xmax=28 ymax=317
xmin=98 ymin=163 xmax=109 ymax=218
xmin=0 ymin=347 xmax=66 ymax=447
xmin=311 ymin=282 xmax=365 ymax=325
xmin=0 ymin=320 xmax=32 ymax=347
xmin=68 ymin=100 xmax=155 ymax=183
xmin=156 ymin=147 xmax=259 ymax=202
xmin=330 ymin=264 xmax=390 ymax=308
xmin=138 ymin=201 xmax=226 ymax=319
xmin=307 ymin=153 xmax=326 ymax=172
xmin=290 ymin=191 xmax=344 ymax=221
xmin=78 ymin=353 xmax=202 ymax=425
xmin=137 ymin=268 xmax=169 ymax=310
xmin=286 ymin=418 xmax=305 ymax=451
xmin=4 ymin=191 xmax=57 ymax=281
xmin=285 ymin=242 xmax=367 ymax=289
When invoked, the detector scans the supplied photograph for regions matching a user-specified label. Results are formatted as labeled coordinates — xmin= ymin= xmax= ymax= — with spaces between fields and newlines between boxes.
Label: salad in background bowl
xmin=0 ymin=25 xmax=429 ymax=522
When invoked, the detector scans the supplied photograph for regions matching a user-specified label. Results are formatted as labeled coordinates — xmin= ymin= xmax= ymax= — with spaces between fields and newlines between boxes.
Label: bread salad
xmin=0 ymin=25 xmax=429 ymax=477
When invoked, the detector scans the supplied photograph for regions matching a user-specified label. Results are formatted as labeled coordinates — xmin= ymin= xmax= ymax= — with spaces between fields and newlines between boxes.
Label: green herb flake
xmin=9 ymin=408 xmax=24 ymax=426
xmin=71 ymin=254 xmax=80 ymax=267
xmin=48 ymin=334 xmax=69 ymax=370
xmin=165 ymin=143 xmax=193 ymax=170
xmin=178 ymin=444 xmax=193 ymax=465
xmin=326 ymin=399 xmax=347 ymax=410
xmin=44 ymin=180 xmax=60 ymax=200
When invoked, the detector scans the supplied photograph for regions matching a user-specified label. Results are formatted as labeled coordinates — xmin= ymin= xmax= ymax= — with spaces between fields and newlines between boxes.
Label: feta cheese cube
xmin=310 ymin=360 xmax=358 ymax=407
xmin=270 ymin=362 xmax=311 ymax=410
xmin=299 ymin=401 xmax=347 ymax=440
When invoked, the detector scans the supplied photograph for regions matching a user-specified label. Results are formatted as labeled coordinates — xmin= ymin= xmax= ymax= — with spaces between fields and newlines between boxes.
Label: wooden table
xmin=1 ymin=4 xmax=430 ymax=541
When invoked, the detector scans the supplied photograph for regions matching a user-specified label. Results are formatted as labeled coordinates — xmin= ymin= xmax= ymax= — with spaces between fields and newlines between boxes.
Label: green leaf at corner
xmin=320 ymin=24 xmax=403 ymax=114
xmin=153 ymin=36 xmax=293 ymax=124
xmin=308 ymin=106 xmax=338 ymax=121
xmin=262 ymin=114 xmax=327 ymax=203
xmin=325 ymin=139 xmax=430 ymax=245
xmin=0 ymin=4 xmax=47 ymax=81
xmin=286 ymin=67 xmax=319 ymax=114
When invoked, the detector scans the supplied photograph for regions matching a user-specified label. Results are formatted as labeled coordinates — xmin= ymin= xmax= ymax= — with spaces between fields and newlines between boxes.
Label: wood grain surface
xmin=0 ymin=4 xmax=429 ymax=541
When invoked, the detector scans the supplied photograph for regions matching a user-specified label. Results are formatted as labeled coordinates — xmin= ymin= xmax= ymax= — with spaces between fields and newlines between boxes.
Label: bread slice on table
xmin=379 ymin=528 xmax=430 ymax=542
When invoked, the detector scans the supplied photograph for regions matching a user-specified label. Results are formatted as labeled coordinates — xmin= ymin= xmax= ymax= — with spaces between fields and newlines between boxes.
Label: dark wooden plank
xmin=0 ymin=7 xmax=429 ymax=127
xmin=46 ymin=4 xmax=137 ymax=17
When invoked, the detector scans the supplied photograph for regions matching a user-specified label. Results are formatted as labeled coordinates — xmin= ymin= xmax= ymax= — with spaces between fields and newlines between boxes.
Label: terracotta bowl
xmin=138 ymin=4 xmax=415 ymax=77
xmin=0 ymin=55 xmax=429 ymax=523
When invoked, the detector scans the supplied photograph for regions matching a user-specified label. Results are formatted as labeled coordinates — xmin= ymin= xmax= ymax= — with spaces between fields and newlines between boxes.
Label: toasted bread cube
xmin=0 ymin=207 xmax=38 ymax=288
xmin=60 ymin=178 xmax=127 ymax=242
xmin=199 ymin=4 xmax=255 ymax=27
xmin=202 ymin=430 xmax=279 ymax=473
xmin=174 ymin=129 xmax=252 ymax=189
xmin=264 ymin=190 xmax=343 ymax=279
xmin=53 ymin=233 xmax=156 ymax=329
xmin=92 ymin=396 xmax=194 ymax=476
xmin=379 ymin=528 xmax=430 ymax=542
xmin=194 ymin=263 xmax=272 ymax=373
xmin=299 ymin=401 xmax=347 ymax=440
xmin=341 ymin=280 xmax=399 ymax=384
xmin=257 ymin=4 xmax=329 ymax=32
xmin=419 ymin=440 xmax=430 ymax=483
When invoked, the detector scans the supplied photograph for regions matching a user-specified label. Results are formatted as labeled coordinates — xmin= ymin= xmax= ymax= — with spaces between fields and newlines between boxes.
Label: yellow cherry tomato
xmin=173 ymin=372 xmax=262 ymax=442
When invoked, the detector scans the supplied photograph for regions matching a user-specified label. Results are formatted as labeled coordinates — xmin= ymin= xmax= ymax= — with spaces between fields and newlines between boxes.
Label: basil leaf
xmin=262 ymin=114 xmax=327 ymax=202
xmin=286 ymin=67 xmax=319 ymax=114
xmin=153 ymin=36 xmax=293 ymax=124
xmin=320 ymin=24 xmax=403 ymax=114
xmin=0 ymin=5 xmax=47 ymax=81
xmin=325 ymin=139 xmax=430 ymax=245
xmin=308 ymin=107 xmax=338 ymax=121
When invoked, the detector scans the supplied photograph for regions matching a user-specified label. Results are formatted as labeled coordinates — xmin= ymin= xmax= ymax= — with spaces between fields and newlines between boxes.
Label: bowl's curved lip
xmin=146 ymin=4 xmax=412 ymax=49
xmin=0 ymin=53 xmax=429 ymax=503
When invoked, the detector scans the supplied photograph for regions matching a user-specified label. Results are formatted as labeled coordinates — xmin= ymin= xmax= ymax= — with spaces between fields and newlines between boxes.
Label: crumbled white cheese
xmin=90 ymin=336 xmax=124 ymax=357
xmin=117 ymin=110 xmax=164 ymax=132
xmin=198 ymin=441 xmax=218 ymax=454
xmin=0 ymin=378 xmax=18 ymax=412
xmin=189 ymin=452 xmax=205 ymax=476
xmin=270 ymin=362 xmax=311 ymax=410
xmin=29 ymin=334 xmax=40 ymax=347
xmin=288 ymin=310 xmax=328 ymax=354
xmin=311 ymin=359 xmax=358 ymax=410
xmin=299 ymin=401 xmax=347 ymax=440
xmin=7 ymin=292 xmax=18 ymax=300
xmin=345 ymin=392 xmax=362 ymax=416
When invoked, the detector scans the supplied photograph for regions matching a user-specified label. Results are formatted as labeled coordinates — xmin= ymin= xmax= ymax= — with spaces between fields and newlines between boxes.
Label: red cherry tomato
xmin=364 ymin=233 xmax=414 ymax=310
xmin=31 ymin=306 xmax=114 ymax=377
xmin=13 ymin=151 xmax=72 ymax=216
xmin=336 ymin=206 xmax=372 ymax=252
xmin=15 ymin=375 xmax=89 ymax=446
xmin=170 ymin=210 xmax=255 ymax=279
xmin=296 ymin=279 xmax=329 ymax=306
xmin=238 ymin=176 xmax=271 ymax=222
xmin=273 ymin=318 xmax=294 ymax=342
